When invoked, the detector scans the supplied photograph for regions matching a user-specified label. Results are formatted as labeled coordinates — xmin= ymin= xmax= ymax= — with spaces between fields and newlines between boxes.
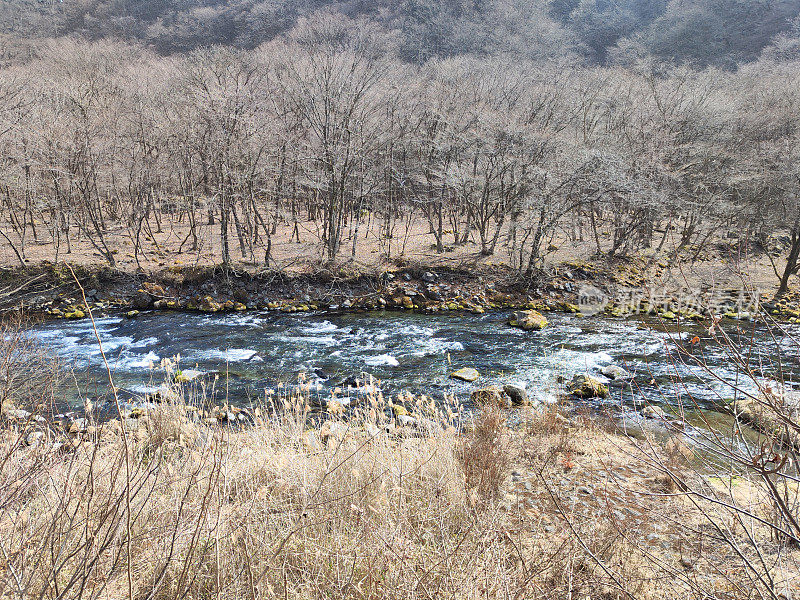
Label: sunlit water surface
xmin=28 ymin=311 xmax=800 ymax=424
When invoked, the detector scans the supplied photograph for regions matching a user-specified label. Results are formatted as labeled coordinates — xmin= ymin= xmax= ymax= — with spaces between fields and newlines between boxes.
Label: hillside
xmin=1 ymin=0 xmax=799 ymax=66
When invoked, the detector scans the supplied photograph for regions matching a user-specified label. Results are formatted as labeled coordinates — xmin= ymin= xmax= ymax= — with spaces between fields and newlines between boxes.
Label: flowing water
xmin=28 ymin=309 xmax=800 ymax=420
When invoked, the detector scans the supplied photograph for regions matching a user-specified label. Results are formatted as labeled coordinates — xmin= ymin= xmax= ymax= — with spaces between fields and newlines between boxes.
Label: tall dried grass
xmin=0 ymin=372 xmax=697 ymax=600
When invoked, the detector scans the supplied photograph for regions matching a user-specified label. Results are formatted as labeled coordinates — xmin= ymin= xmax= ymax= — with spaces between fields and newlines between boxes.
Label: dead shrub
xmin=459 ymin=405 xmax=511 ymax=503
xmin=0 ymin=314 xmax=61 ymax=416
xmin=143 ymin=405 xmax=199 ymax=450
xmin=524 ymin=403 xmax=571 ymax=437
xmin=521 ymin=403 xmax=582 ymax=463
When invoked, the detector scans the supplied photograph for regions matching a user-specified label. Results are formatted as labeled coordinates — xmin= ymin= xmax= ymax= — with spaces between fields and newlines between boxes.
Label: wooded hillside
xmin=1 ymin=0 xmax=799 ymax=67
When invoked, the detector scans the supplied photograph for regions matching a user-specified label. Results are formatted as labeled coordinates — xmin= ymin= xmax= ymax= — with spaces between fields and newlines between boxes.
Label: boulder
xmin=3 ymin=408 xmax=32 ymax=422
xmin=142 ymin=282 xmax=167 ymax=297
xmin=642 ymin=405 xmax=666 ymax=419
xmin=121 ymin=406 xmax=147 ymax=420
xmin=390 ymin=403 xmax=409 ymax=417
xmin=503 ymin=382 xmax=530 ymax=406
xmin=601 ymin=365 xmax=633 ymax=380
xmin=174 ymin=369 xmax=204 ymax=384
xmin=421 ymin=271 xmax=438 ymax=283
xmin=25 ymin=430 xmax=45 ymax=446
xmin=210 ymin=407 xmax=236 ymax=423
xmin=132 ymin=292 xmax=152 ymax=309
xmin=233 ymin=407 xmax=255 ymax=425
xmin=569 ymin=374 xmax=609 ymax=399
xmin=733 ymin=388 xmax=800 ymax=448
xmin=397 ymin=415 xmax=419 ymax=428
xmin=198 ymin=296 xmax=221 ymax=313
xmin=144 ymin=383 xmax=179 ymax=404
xmin=67 ymin=418 xmax=89 ymax=435
xmin=509 ymin=310 xmax=548 ymax=331
xmin=471 ymin=387 xmax=512 ymax=408
xmin=450 ymin=367 xmax=480 ymax=382
xmin=560 ymin=302 xmax=581 ymax=313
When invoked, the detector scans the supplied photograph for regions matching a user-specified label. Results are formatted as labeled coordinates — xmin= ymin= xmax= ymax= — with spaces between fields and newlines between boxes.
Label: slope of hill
xmin=0 ymin=0 xmax=798 ymax=66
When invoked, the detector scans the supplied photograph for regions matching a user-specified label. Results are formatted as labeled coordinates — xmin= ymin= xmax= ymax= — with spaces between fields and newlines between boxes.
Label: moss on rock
xmin=508 ymin=310 xmax=548 ymax=331
xmin=450 ymin=367 xmax=480 ymax=382
xmin=570 ymin=374 xmax=609 ymax=399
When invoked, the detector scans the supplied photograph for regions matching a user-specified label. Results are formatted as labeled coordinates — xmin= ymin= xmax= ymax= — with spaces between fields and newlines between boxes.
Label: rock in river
xmin=641 ymin=405 xmax=666 ymax=419
xmin=601 ymin=365 xmax=633 ymax=380
xmin=175 ymin=369 xmax=204 ymax=383
xmin=471 ymin=386 xmax=512 ymax=408
xmin=451 ymin=367 xmax=480 ymax=382
xmin=133 ymin=292 xmax=152 ymax=310
xmin=503 ymin=382 xmax=530 ymax=406
xmin=570 ymin=374 xmax=609 ymax=399
xmin=508 ymin=310 xmax=548 ymax=331
xmin=199 ymin=296 xmax=221 ymax=313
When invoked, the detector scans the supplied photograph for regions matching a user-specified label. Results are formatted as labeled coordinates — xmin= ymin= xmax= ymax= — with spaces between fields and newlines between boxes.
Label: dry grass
xmin=0 ymin=315 xmax=62 ymax=418
xmin=459 ymin=405 xmax=510 ymax=503
xmin=1 ymin=386 xmax=798 ymax=599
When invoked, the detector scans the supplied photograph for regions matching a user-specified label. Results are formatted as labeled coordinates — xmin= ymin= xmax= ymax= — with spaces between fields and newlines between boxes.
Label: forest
xmin=0 ymin=1 xmax=798 ymax=292
xmin=3 ymin=0 xmax=800 ymax=67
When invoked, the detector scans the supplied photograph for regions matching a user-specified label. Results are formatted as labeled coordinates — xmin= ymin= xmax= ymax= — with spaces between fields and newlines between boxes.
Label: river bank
xmin=3 ymin=257 xmax=800 ymax=324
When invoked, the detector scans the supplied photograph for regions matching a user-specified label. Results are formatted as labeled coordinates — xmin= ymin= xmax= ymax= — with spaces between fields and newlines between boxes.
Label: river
xmin=28 ymin=310 xmax=800 ymax=424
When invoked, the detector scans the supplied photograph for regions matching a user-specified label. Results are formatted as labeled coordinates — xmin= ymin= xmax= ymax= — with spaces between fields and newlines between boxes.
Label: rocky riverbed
xmin=4 ymin=261 xmax=800 ymax=325
xmin=11 ymin=300 xmax=798 ymax=444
